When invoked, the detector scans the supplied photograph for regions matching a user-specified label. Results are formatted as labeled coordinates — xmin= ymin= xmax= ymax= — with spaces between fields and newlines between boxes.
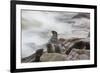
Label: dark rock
xmin=72 ymin=13 xmax=90 ymax=19
xmin=65 ymin=38 xmax=90 ymax=55
xmin=66 ymin=49 xmax=90 ymax=60
xmin=70 ymin=41 xmax=90 ymax=49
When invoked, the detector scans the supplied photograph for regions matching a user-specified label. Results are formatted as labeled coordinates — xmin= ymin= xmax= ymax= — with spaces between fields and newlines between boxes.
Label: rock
xmin=40 ymin=53 xmax=67 ymax=62
xmin=66 ymin=48 xmax=90 ymax=60
xmin=79 ymin=54 xmax=90 ymax=60
xmin=65 ymin=38 xmax=90 ymax=55
xmin=58 ymin=38 xmax=66 ymax=43
xmin=75 ymin=49 xmax=90 ymax=55
xmin=66 ymin=49 xmax=79 ymax=60
xmin=69 ymin=40 xmax=90 ymax=50
xmin=72 ymin=13 xmax=90 ymax=19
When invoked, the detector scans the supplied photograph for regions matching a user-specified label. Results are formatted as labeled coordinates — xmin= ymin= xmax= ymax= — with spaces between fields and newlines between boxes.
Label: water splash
xmin=21 ymin=10 xmax=90 ymax=58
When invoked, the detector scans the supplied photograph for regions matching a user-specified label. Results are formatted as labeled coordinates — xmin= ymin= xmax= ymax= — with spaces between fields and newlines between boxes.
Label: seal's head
xmin=51 ymin=31 xmax=57 ymax=36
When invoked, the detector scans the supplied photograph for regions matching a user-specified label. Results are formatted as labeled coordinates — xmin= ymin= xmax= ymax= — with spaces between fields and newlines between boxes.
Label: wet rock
xmin=69 ymin=40 xmax=90 ymax=50
xmin=64 ymin=38 xmax=90 ymax=55
xmin=40 ymin=53 xmax=67 ymax=62
xmin=66 ymin=48 xmax=90 ymax=60
xmin=79 ymin=54 xmax=90 ymax=60
xmin=66 ymin=49 xmax=79 ymax=60
xmin=75 ymin=49 xmax=90 ymax=55
xmin=72 ymin=13 xmax=90 ymax=19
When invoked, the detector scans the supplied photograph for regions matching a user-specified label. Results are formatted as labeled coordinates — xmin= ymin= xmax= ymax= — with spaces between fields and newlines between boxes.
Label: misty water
xmin=21 ymin=10 xmax=90 ymax=58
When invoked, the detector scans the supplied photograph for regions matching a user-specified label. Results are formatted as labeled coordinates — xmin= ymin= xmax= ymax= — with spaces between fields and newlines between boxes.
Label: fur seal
xmin=49 ymin=31 xmax=58 ymax=44
xmin=34 ymin=49 xmax=44 ymax=62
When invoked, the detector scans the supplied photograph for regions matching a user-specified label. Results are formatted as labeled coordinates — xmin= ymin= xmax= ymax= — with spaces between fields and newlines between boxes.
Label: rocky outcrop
xmin=22 ymin=36 xmax=90 ymax=63
xmin=40 ymin=53 xmax=67 ymax=62
xmin=66 ymin=48 xmax=90 ymax=60
xmin=58 ymin=38 xmax=90 ymax=55
xmin=72 ymin=13 xmax=90 ymax=19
